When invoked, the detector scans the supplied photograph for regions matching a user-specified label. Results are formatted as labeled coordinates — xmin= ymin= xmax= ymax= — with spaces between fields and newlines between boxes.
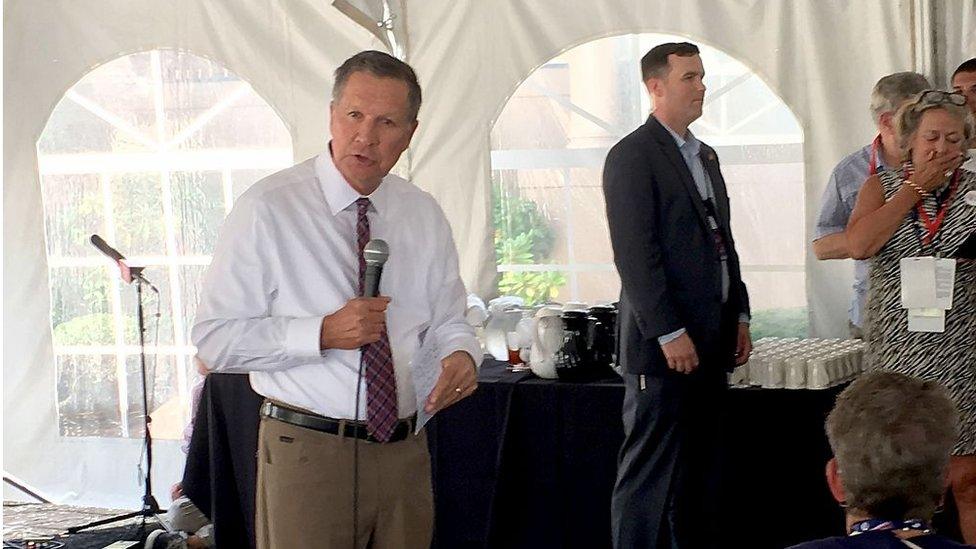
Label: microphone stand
xmin=67 ymin=265 xmax=162 ymax=540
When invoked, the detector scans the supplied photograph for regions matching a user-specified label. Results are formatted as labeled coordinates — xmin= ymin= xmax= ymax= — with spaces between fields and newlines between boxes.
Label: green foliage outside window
xmin=492 ymin=182 xmax=566 ymax=305
xmin=749 ymin=307 xmax=809 ymax=339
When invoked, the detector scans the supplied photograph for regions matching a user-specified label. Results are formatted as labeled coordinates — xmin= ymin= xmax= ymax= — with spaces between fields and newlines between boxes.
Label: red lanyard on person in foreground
xmin=903 ymin=163 xmax=960 ymax=247
xmin=868 ymin=135 xmax=882 ymax=176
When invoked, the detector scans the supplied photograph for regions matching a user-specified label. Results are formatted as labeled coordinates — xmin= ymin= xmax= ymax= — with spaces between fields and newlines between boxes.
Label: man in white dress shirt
xmin=191 ymin=50 xmax=480 ymax=549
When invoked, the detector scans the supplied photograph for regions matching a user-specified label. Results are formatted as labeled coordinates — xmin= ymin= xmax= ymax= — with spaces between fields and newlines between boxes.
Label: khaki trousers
xmin=255 ymin=413 xmax=433 ymax=549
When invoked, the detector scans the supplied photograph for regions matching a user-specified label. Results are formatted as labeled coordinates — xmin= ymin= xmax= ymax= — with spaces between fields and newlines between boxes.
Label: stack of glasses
xmin=730 ymin=337 xmax=867 ymax=390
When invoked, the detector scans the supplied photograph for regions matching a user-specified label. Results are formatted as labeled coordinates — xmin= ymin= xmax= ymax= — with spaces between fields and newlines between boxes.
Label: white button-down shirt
xmin=191 ymin=148 xmax=481 ymax=420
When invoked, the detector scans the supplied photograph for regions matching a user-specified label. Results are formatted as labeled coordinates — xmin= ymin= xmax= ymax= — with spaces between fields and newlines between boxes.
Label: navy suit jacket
xmin=602 ymin=115 xmax=750 ymax=375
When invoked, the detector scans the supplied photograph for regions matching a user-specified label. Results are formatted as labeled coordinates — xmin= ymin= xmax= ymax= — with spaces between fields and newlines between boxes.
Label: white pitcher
xmin=529 ymin=306 xmax=563 ymax=379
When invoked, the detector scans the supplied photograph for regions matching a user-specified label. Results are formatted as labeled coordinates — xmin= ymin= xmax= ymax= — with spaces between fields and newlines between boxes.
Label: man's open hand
xmin=425 ymin=351 xmax=477 ymax=414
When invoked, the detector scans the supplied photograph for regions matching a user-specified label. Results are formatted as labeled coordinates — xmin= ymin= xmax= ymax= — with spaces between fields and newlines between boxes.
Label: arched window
xmin=37 ymin=50 xmax=293 ymax=439
xmin=491 ymin=34 xmax=806 ymax=338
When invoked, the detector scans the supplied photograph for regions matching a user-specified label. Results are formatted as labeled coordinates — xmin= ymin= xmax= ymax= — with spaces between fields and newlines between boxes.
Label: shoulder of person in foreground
xmin=606 ymin=123 xmax=655 ymax=159
xmin=382 ymin=173 xmax=456 ymax=232
xmin=787 ymin=534 xmax=880 ymax=549
xmin=831 ymin=145 xmax=870 ymax=176
xmin=788 ymin=533 xmax=972 ymax=549
xmin=232 ymin=158 xmax=318 ymax=211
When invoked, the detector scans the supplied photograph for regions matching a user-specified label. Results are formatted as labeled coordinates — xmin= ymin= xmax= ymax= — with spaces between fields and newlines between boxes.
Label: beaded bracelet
xmin=904 ymin=179 xmax=929 ymax=198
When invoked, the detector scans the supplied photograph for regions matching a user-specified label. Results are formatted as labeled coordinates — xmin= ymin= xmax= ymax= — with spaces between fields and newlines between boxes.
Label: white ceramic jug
xmin=529 ymin=306 xmax=563 ymax=379
xmin=484 ymin=305 xmax=512 ymax=361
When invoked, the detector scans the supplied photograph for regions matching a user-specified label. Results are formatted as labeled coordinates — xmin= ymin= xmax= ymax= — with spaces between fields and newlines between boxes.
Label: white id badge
xmin=908 ymin=308 xmax=946 ymax=333
xmin=934 ymin=258 xmax=956 ymax=310
xmin=899 ymin=257 xmax=938 ymax=309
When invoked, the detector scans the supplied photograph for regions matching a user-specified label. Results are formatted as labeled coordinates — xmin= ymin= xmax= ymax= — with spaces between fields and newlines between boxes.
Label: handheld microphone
xmin=353 ymin=238 xmax=389 ymax=549
xmin=363 ymin=239 xmax=389 ymax=298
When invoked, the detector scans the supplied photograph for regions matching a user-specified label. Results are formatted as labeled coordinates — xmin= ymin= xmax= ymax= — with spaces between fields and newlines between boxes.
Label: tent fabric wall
xmin=913 ymin=0 xmax=976 ymax=88
xmin=3 ymin=0 xmax=974 ymax=506
xmin=3 ymin=0 xmax=378 ymax=506
xmin=944 ymin=0 xmax=976 ymax=80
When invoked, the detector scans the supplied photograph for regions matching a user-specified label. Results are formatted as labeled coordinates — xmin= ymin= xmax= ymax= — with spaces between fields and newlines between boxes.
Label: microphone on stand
xmin=363 ymin=239 xmax=389 ymax=297
xmin=90 ymin=234 xmax=125 ymax=262
xmin=89 ymin=234 xmax=157 ymax=291
xmin=68 ymin=235 xmax=163 ymax=536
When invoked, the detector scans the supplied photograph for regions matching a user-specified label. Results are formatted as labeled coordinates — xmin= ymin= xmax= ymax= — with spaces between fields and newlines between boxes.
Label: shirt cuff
xmin=812 ymin=226 xmax=846 ymax=241
xmin=657 ymin=327 xmax=686 ymax=346
xmin=285 ymin=316 xmax=326 ymax=357
xmin=438 ymin=335 xmax=484 ymax=370
xmin=738 ymin=313 xmax=751 ymax=325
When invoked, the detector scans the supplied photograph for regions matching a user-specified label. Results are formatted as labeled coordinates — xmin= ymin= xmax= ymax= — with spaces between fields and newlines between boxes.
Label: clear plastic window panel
xmin=37 ymin=49 xmax=294 ymax=438
xmin=490 ymin=33 xmax=807 ymax=336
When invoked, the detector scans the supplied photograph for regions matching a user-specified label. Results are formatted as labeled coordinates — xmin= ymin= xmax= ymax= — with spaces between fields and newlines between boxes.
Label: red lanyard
xmin=868 ymin=135 xmax=882 ymax=176
xmin=904 ymin=164 xmax=960 ymax=246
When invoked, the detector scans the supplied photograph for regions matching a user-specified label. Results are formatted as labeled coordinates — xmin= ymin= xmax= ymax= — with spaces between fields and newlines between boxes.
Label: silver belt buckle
xmin=260 ymin=401 xmax=273 ymax=418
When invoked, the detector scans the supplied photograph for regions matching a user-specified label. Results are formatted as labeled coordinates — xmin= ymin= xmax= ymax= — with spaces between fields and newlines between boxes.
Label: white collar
xmin=315 ymin=143 xmax=391 ymax=217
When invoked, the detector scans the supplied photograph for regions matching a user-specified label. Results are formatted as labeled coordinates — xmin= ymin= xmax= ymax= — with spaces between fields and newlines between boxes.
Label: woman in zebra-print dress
xmin=845 ymin=90 xmax=976 ymax=542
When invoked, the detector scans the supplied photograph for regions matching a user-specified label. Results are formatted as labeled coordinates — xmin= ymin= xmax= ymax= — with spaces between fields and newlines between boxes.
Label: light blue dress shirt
xmin=813 ymin=141 xmax=888 ymax=328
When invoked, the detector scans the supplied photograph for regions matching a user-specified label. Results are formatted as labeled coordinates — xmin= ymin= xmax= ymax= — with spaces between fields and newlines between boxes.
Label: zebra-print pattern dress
xmin=864 ymin=168 xmax=976 ymax=456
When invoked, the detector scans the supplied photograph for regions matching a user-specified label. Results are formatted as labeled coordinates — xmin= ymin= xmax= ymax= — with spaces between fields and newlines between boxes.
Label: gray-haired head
xmin=894 ymin=90 xmax=975 ymax=152
xmin=870 ymin=72 xmax=931 ymax=125
xmin=826 ymin=371 xmax=957 ymax=521
xmin=333 ymin=50 xmax=422 ymax=121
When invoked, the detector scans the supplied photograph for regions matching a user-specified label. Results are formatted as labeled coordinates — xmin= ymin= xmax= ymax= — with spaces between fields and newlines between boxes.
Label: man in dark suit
xmin=603 ymin=42 xmax=752 ymax=548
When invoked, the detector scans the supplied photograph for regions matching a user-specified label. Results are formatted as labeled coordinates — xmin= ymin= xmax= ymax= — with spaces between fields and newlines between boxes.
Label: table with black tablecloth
xmin=428 ymin=360 xmax=848 ymax=549
xmin=182 ymin=362 xmax=853 ymax=548
xmin=182 ymin=372 xmax=263 ymax=549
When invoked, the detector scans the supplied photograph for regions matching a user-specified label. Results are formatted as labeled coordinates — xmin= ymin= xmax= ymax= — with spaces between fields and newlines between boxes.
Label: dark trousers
xmin=611 ymin=369 xmax=729 ymax=549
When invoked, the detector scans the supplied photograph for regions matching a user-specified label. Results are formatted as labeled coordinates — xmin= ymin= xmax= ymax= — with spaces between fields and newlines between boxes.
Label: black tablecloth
xmin=428 ymin=364 xmax=627 ymax=548
xmin=182 ymin=372 xmax=263 ymax=549
xmin=429 ymin=361 xmax=850 ymax=549
xmin=182 ymin=362 xmax=858 ymax=548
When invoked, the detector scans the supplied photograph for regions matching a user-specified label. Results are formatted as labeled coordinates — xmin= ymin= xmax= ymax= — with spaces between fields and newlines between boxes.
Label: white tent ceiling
xmin=4 ymin=0 xmax=975 ymax=506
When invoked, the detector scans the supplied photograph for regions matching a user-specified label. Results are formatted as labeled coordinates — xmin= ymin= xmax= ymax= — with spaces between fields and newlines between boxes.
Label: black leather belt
xmin=261 ymin=401 xmax=414 ymax=443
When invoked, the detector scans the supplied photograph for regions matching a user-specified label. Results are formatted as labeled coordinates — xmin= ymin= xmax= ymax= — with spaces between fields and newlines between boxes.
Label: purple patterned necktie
xmin=356 ymin=197 xmax=398 ymax=441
